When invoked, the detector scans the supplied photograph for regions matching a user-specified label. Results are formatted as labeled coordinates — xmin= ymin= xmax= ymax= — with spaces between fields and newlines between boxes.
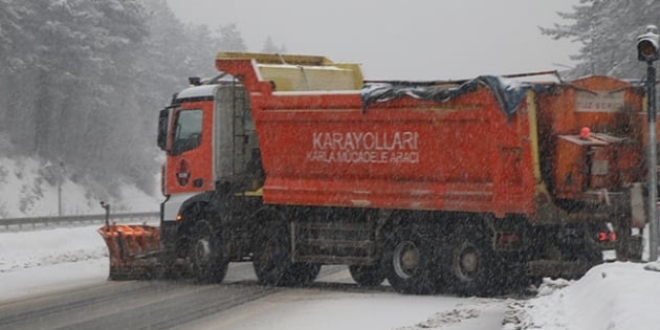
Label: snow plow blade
xmin=98 ymin=224 xmax=162 ymax=280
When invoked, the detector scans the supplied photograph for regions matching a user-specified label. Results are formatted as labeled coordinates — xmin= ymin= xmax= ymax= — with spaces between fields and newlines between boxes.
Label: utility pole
xmin=58 ymin=181 xmax=62 ymax=216
xmin=637 ymin=25 xmax=660 ymax=261
xmin=58 ymin=160 xmax=66 ymax=217
xmin=646 ymin=61 xmax=658 ymax=261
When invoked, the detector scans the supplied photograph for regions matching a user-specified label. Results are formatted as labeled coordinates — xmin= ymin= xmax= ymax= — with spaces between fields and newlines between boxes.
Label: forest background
xmin=0 ymin=0 xmax=657 ymax=216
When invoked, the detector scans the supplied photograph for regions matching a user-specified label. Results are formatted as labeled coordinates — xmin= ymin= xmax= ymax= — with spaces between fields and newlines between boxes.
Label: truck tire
xmin=349 ymin=265 xmax=385 ymax=287
xmin=188 ymin=220 xmax=228 ymax=283
xmin=283 ymin=263 xmax=321 ymax=286
xmin=253 ymin=223 xmax=292 ymax=286
xmin=383 ymin=229 xmax=437 ymax=294
xmin=567 ymin=224 xmax=606 ymax=263
xmin=446 ymin=224 xmax=501 ymax=297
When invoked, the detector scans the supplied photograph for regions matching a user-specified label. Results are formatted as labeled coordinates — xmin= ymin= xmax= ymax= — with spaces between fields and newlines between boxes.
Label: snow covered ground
xmin=504 ymin=262 xmax=660 ymax=330
xmin=0 ymin=156 xmax=160 ymax=218
xmin=1 ymin=224 xmax=658 ymax=330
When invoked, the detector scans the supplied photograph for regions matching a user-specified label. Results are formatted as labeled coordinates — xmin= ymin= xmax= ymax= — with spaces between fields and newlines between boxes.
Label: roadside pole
xmin=646 ymin=62 xmax=659 ymax=261
xmin=637 ymin=25 xmax=660 ymax=261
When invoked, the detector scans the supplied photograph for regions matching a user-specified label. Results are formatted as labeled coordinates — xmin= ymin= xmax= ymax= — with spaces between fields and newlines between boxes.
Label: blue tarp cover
xmin=361 ymin=75 xmax=546 ymax=117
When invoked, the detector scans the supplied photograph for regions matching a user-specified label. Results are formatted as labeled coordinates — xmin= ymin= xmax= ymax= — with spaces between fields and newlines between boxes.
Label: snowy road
xmin=0 ymin=224 xmax=511 ymax=330
xmin=0 ymin=263 xmax=508 ymax=330
xmin=2 ymin=224 xmax=659 ymax=330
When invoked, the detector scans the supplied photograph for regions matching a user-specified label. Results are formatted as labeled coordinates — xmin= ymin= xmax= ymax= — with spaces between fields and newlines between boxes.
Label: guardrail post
xmin=101 ymin=201 xmax=111 ymax=227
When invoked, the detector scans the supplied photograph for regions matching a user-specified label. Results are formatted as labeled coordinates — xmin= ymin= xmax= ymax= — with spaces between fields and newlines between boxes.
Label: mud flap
xmin=630 ymin=183 xmax=645 ymax=229
xmin=620 ymin=183 xmax=645 ymax=261
xmin=98 ymin=224 xmax=162 ymax=280
xmin=624 ymin=235 xmax=644 ymax=261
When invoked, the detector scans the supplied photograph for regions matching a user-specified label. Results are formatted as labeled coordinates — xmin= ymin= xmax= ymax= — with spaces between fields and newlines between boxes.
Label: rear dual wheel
xmin=445 ymin=225 xmax=502 ymax=297
xmin=384 ymin=230 xmax=438 ymax=294
xmin=349 ymin=264 xmax=385 ymax=287
xmin=285 ymin=263 xmax=322 ymax=286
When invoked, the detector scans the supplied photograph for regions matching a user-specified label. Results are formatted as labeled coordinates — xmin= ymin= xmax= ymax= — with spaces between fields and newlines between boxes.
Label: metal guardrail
xmin=0 ymin=212 xmax=160 ymax=231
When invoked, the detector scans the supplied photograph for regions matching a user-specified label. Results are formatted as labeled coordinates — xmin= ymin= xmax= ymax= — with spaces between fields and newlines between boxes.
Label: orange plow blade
xmin=98 ymin=224 xmax=162 ymax=280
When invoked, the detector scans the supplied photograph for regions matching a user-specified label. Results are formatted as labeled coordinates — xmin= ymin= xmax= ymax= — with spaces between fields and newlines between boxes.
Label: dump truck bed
xmin=217 ymin=55 xmax=539 ymax=218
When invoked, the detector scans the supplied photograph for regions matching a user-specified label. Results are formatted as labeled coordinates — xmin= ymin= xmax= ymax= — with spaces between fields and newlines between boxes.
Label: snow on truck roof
xmin=176 ymin=84 xmax=217 ymax=100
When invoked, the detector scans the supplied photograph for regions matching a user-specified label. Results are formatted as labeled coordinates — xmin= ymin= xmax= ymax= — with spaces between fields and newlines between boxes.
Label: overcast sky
xmin=165 ymin=0 xmax=580 ymax=80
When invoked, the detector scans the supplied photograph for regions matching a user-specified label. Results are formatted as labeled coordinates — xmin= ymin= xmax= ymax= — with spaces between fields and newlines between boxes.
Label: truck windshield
xmin=171 ymin=109 xmax=203 ymax=155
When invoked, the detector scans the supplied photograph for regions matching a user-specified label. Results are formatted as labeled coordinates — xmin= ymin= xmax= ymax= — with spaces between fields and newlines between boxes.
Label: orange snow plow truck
xmin=99 ymin=52 xmax=649 ymax=296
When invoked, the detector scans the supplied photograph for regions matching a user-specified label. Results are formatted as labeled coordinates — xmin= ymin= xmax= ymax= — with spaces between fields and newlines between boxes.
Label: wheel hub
xmin=194 ymin=238 xmax=211 ymax=263
xmin=461 ymin=251 xmax=478 ymax=273
xmin=455 ymin=243 xmax=479 ymax=281
xmin=393 ymin=241 xmax=420 ymax=279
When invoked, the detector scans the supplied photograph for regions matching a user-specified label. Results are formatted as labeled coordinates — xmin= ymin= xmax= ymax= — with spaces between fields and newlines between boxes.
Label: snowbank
xmin=504 ymin=262 xmax=660 ymax=330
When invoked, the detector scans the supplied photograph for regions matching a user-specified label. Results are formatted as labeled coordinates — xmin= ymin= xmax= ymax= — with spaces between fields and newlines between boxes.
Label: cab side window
xmin=171 ymin=109 xmax=203 ymax=155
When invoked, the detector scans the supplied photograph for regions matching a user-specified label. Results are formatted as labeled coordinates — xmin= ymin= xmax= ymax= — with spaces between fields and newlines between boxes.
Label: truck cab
xmin=157 ymin=76 xmax=261 ymax=266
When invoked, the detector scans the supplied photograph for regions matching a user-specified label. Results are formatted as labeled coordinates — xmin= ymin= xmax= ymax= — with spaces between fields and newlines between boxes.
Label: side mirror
xmin=157 ymin=108 xmax=171 ymax=151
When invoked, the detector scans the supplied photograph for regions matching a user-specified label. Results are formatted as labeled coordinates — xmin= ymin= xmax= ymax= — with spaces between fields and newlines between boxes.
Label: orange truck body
xmin=214 ymin=55 xmax=649 ymax=225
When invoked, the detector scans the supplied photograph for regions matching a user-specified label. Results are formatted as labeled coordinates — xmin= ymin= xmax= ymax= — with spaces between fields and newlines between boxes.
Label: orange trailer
xmin=103 ymin=52 xmax=648 ymax=296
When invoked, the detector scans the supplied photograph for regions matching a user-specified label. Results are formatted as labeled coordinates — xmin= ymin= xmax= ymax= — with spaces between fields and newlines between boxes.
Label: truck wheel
xmin=253 ymin=224 xmax=292 ymax=286
xmin=446 ymin=225 xmax=500 ymax=296
xmin=282 ymin=263 xmax=321 ymax=286
xmin=384 ymin=231 xmax=437 ymax=294
xmin=188 ymin=220 xmax=228 ymax=283
xmin=349 ymin=265 xmax=385 ymax=287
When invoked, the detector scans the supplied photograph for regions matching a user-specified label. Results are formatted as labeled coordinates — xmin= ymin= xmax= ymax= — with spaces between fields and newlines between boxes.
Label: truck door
xmin=165 ymin=101 xmax=215 ymax=195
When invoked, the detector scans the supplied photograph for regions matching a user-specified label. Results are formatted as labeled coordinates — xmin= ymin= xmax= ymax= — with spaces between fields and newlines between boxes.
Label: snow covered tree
xmin=217 ymin=23 xmax=247 ymax=52
xmin=0 ymin=0 xmax=33 ymax=75
xmin=0 ymin=0 xmax=154 ymax=192
xmin=541 ymin=0 xmax=660 ymax=79
xmin=0 ymin=0 xmax=251 ymax=196
xmin=30 ymin=0 xmax=149 ymax=178
xmin=0 ymin=0 xmax=44 ymax=151
xmin=261 ymin=35 xmax=287 ymax=54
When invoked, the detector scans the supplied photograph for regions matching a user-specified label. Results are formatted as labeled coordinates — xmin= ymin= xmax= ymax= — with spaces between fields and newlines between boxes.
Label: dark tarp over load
xmin=360 ymin=75 xmax=548 ymax=117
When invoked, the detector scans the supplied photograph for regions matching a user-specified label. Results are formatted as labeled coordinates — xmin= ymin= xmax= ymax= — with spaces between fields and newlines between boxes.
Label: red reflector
xmin=496 ymin=233 xmax=520 ymax=244
xmin=598 ymin=232 xmax=608 ymax=242
xmin=609 ymin=232 xmax=617 ymax=242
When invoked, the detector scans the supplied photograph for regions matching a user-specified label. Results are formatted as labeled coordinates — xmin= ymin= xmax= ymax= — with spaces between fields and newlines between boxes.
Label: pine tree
xmin=0 ymin=0 xmax=251 ymax=196
xmin=261 ymin=35 xmax=287 ymax=54
xmin=541 ymin=0 xmax=660 ymax=79
xmin=217 ymin=23 xmax=247 ymax=52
